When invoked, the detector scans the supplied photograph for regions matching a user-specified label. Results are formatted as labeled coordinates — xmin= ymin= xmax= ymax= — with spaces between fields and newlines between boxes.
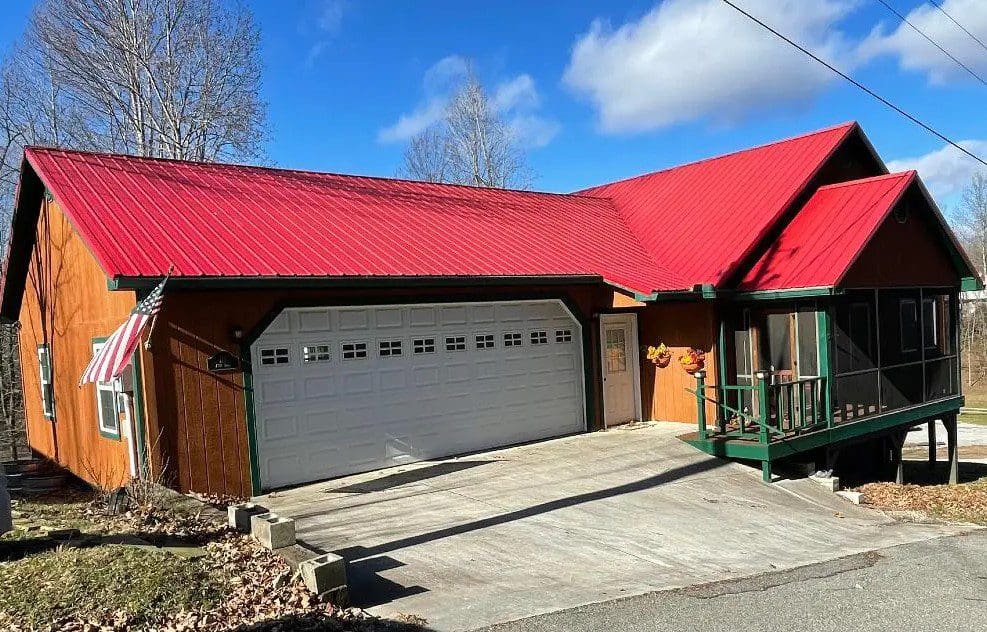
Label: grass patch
xmin=959 ymin=411 xmax=987 ymax=426
xmin=0 ymin=544 xmax=223 ymax=628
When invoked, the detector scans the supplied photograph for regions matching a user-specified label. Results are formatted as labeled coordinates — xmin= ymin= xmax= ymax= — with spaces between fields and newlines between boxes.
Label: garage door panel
xmin=253 ymin=300 xmax=585 ymax=488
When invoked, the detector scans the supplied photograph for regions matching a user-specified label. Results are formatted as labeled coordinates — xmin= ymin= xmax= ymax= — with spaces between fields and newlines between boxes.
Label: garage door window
xmin=504 ymin=332 xmax=522 ymax=347
xmin=342 ymin=342 xmax=368 ymax=360
xmin=413 ymin=337 xmax=436 ymax=354
xmin=302 ymin=344 xmax=331 ymax=363
xmin=475 ymin=334 xmax=495 ymax=350
xmin=379 ymin=339 xmax=403 ymax=357
xmin=556 ymin=329 xmax=573 ymax=343
xmin=530 ymin=331 xmax=548 ymax=345
xmin=445 ymin=335 xmax=466 ymax=351
xmin=260 ymin=347 xmax=290 ymax=365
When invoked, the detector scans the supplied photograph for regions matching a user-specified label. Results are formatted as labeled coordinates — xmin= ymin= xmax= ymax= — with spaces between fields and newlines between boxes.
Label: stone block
xmin=836 ymin=490 xmax=863 ymax=505
xmin=228 ymin=502 xmax=268 ymax=533
xmin=300 ymin=553 xmax=348 ymax=603
xmin=250 ymin=512 xmax=295 ymax=550
xmin=810 ymin=474 xmax=840 ymax=492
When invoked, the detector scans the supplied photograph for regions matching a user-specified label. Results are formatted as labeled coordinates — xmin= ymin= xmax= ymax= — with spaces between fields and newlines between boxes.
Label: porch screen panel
xmin=797 ymin=308 xmax=818 ymax=376
xmin=833 ymin=291 xmax=879 ymax=422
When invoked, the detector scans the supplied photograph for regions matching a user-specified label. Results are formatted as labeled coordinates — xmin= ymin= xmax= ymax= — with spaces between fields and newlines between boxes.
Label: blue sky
xmin=2 ymin=0 xmax=986 ymax=209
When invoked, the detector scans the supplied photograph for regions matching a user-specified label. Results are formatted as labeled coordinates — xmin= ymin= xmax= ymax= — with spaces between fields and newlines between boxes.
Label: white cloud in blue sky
xmin=888 ymin=141 xmax=987 ymax=203
xmin=306 ymin=0 xmax=346 ymax=66
xmin=859 ymin=0 xmax=987 ymax=85
xmin=378 ymin=56 xmax=559 ymax=148
xmin=562 ymin=0 xmax=859 ymax=133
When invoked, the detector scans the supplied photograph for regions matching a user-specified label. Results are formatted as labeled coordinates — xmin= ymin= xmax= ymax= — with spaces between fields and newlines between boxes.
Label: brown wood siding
xmin=144 ymin=284 xmax=616 ymax=496
xmin=637 ymin=302 xmax=719 ymax=424
xmin=842 ymin=188 xmax=960 ymax=288
xmin=18 ymin=198 xmax=135 ymax=488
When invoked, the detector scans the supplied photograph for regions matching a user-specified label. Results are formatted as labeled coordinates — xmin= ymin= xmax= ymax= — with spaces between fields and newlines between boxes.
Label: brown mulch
xmin=857 ymin=478 xmax=987 ymax=525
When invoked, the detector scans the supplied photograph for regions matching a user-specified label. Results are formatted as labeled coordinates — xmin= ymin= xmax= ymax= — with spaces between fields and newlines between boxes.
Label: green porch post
xmin=756 ymin=371 xmax=771 ymax=483
xmin=928 ymin=419 xmax=937 ymax=470
xmin=816 ymin=309 xmax=833 ymax=429
xmin=945 ymin=412 xmax=959 ymax=485
xmin=695 ymin=369 xmax=708 ymax=441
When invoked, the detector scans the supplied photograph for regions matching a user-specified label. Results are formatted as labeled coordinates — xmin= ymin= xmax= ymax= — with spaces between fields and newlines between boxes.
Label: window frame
xmin=91 ymin=338 xmax=121 ymax=440
xmin=341 ymin=341 xmax=369 ymax=360
xmin=37 ymin=343 xmax=54 ymax=420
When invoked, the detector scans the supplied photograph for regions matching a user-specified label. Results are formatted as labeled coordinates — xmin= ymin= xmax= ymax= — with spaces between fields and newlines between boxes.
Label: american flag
xmin=79 ymin=277 xmax=167 ymax=385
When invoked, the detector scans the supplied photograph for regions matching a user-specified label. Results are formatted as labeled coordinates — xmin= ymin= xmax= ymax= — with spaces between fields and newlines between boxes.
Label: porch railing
xmin=689 ymin=370 xmax=829 ymax=444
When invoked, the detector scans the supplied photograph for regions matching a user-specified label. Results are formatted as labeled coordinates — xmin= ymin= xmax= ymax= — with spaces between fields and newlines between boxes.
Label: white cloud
xmin=888 ymin=141 xmax=987 ymax=201
xmin=306 ymin=0 xmax=346 ymax=66
xmin=562 ymin=0 xmax=859 ymax=133
xmin=379 ymin=60 xmax=559 ymax=148
xmin=858 ymin=0 xmax=987 ymax=85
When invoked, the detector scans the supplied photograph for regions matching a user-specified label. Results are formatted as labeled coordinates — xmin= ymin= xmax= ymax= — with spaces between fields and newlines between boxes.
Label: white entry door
xmin=251 ymin=300 xmax=585 ymax=489
xmin=601 ymin=314 xmax=641 ymax=426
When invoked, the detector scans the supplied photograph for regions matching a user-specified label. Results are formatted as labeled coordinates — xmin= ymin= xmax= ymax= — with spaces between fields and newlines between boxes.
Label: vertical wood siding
xmin=18 ymin=198 xmax=136 ymax=488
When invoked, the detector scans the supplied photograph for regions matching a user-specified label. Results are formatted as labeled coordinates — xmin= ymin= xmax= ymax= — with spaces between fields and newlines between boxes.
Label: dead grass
xmin=858 ymin=477 xmax=987 ymax=525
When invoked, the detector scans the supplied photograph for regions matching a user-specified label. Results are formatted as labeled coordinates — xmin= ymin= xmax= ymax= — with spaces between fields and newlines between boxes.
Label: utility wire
xmin=874 ymin=0 xmax=987 ymax=87
xmin=718 ymin=0 xmax=987 ymax=169
xmin=929 ymin=0 xmax=987 ymax=55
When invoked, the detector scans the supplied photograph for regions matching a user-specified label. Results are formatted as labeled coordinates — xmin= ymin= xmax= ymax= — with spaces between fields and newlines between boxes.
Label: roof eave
xmin=108 ymin=274 xmax=611 ymax=291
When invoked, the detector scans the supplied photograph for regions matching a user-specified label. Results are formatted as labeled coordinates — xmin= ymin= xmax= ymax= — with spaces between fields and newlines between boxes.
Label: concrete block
xmin=300 ymin=553 xmax=348 ymax=603
xmin=810 ymin=474 xmax=840 ymax=492
xmin=836 ymin=491 xmax=863 ymax=505
xmin=228 ymin=502 xmax=268 ymax=533
xmin=250 ymin=512 xmax=295 ymax=550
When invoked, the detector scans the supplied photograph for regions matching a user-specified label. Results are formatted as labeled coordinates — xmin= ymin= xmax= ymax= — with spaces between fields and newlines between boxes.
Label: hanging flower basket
xmin=645 ymin=343 xmax=672 ymax=368
xmin=678 ymin=348 xmax=706 ymax=374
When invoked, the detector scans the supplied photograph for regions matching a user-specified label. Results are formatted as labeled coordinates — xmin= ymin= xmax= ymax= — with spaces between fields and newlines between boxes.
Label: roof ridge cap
xmin=815 ymin=170 xmax=916 ymax=192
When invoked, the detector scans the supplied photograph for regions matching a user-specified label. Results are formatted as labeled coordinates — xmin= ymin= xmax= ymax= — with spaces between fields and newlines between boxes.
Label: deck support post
xmin=928 ymin=419 xmax=937 ymax=470
xmin=695 ymin=370 xmax=708 ymax=441
xmin=891 ymin=431 xmax=906 ymax=485
xmin=761 ymin=460 xmax=772 ymax=483
xmin=944 ymin=413 xmax=959 ymax=485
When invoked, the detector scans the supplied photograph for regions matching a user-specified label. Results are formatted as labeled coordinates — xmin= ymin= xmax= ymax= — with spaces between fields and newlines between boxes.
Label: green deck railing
xmin=689 ymin=370 xmax=829 ymax=444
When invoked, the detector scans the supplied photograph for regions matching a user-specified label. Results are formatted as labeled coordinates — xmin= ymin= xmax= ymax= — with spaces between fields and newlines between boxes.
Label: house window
xmin=37 ymin=344 xmax=54 ymax=420
xmin=302 ymin=344 xmax=331 ymax=363
xmin=475 ymin=334 xmax=495 ymax=350
xmin=413 ymin=337 xmax=436 ymax=354
xmin=504 ymin=332 xmax=522 ymax=347
xmin=899 ymin=299 xmax=919 ymax=353
xmin=92 ymin=340 xmax=119 ymax=439
xmin=445 ymin=335 xmax=467 ymax=351
xmin=379 ymin=339 xmax=403 ymax=357
xmin=555 ymin=329 xmax=573 ymax=343
xmin=260 ymin=347 xmax=290 ymax=365
xmin=530 ymin=331 xmax=548 ymax=345
xmin=341 ymin=342 xmax=368 ymax=360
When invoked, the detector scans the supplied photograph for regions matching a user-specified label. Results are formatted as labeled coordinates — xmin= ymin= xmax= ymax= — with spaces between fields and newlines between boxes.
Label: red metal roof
xmin=578 ymin=122 xmax=858 ymax=287
xmin=23 ymin=148 xmax=687 ymax=294
xmin=739 ymin=172 xmax=917 ymax=291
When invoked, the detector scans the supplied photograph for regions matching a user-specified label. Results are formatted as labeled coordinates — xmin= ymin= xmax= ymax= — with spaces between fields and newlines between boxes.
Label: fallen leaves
xmin=858 ymin=478 xmax=987 ymax=525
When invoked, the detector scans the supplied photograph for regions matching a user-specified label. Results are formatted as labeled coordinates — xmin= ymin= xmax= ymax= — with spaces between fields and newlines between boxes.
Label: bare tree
xmin=0 ymin=0 xmax=268 ymax=461
xmin=954 ymin=173 xmax=987 ymax=386
xmin=401 ymin=71 xmax=532 ymax=189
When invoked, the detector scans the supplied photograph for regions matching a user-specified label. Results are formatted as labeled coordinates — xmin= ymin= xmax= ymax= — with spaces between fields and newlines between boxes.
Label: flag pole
xmin=142 ymin=264 xmax=173 ymax=351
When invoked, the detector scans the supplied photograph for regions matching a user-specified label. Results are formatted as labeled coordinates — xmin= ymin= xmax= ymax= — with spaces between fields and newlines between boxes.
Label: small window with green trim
xmin=37 ymin=344 xmax=54 ymax=419
xmin=92 ymin=340 xmax=120 ymax=439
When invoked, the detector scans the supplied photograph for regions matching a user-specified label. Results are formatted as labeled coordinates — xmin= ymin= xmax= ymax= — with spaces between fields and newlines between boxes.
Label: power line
xmin=874 ymin=0 xmax=987 ymax=87
xmin=929 ymin=0 xmax=987 ymax=56
xmin=718 ymin=0 xmax=987 ymax=169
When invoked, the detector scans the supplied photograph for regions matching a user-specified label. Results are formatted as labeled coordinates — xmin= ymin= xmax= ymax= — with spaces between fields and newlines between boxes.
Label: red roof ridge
xmin=814 ymin=170 xmax=916 ymax=191
xmin=23 ymin=145 xmax=612 ymax=203
xmin=574 ymin=121 xmax=858 ymax=194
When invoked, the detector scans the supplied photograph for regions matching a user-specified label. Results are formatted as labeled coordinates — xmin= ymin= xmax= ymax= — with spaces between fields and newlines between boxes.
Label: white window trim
xmin=92 ymin=340 xmax=120 ymax=438
xmin=38 ymin=344 xmax=53 ymax=419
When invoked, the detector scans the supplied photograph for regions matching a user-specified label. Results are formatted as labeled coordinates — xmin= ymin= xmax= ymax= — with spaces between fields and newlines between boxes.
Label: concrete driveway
xmin=261 ymin=423 xmax=974 ymax=631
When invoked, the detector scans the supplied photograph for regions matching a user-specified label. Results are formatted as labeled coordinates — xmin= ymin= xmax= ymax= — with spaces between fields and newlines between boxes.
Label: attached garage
xmin=250 ymin=300 xmax=586 ymax=489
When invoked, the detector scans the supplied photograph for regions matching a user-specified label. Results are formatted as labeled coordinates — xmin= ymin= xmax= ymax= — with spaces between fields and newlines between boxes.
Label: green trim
xmin=732 ymin=287 xmax=839 ymax=301
xmin=241 ymin=355 xmax=262 ymax=496
xmin=110 ymin=274 xmax=606 ymax=291
xmin=716 ymin=316 xmax=728 ymax=432
xmin=130 ymin=349 xmax=148 ymax=476
xmin=961 ymin=276 xmax=984 ymax=291
xmin=634 ymin=290 xmax=703 ymax=302
xmin=699 ymin=284 xmax=717 ymax=299
xmin=816 ymin=308 xmax=833 ymax=428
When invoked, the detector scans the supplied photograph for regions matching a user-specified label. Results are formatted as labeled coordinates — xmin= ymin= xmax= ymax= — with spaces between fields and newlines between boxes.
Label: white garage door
xmin=251 ymin=300 xmax=585 ymax=489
